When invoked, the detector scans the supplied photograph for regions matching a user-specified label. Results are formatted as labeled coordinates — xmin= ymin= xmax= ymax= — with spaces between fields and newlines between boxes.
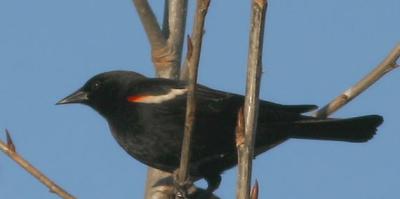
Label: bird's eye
xmin=92 ymin=81 xmax=102 ymax=91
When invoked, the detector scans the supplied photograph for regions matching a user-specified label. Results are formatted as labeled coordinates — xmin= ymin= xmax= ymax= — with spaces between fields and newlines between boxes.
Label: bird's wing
xmin=127 ymin=78 xmax=317 ymax=114
xmin=126 ymin=78 xmax=236 ymax=110
xmin=126 ymin=78 xmax=188 ymax=104
xmin=196 ymin=84 xmax=318 ymax=114
xmin=260 ymin=101 xmax=317 ymax=114
xmin=195 ymin=84 xmax=238 ymax=113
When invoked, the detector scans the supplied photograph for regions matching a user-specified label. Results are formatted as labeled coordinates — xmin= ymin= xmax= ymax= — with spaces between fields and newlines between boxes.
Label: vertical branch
xmin=315 ymin=43 xmax=400 ymax=118
xmin=131 ymin=1 xmax=216 ymax=199
xmin=236 ymin=0 xmax=268 ymax=199
xmin=132 ymin=0 xmax=187 ymax=78
xmin=165 ymin=0 xmax=188 ymax=78
xmin=176 ymin=0 xmax=211 ymax=197
xmin=144 ymin=169 xmax=174 ymax=199
xmin=132 ymin=0 xmax=167 ymax=49
xmin=162 ymin=0 xmax=170 ymax=37
xmin=0 ymin=130 xmax=75 ymax=199
xmin=143 ymin=1 xmax=188 ymax=194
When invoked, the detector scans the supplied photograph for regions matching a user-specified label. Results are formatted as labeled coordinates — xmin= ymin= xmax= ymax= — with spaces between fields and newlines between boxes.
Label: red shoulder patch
xmin=127 ymin=95 xmax=149 ymax=103
xmin=126 ymin=88 xmax=187 ymax=104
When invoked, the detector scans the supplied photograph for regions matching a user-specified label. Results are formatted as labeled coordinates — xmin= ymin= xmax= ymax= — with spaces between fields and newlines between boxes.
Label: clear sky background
xmin=0 ymin=0 xmax=399 ymax=198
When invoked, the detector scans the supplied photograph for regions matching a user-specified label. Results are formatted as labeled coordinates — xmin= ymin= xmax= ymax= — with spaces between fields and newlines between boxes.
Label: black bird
xmin=57 ymin=70 xmax=383 ymax=192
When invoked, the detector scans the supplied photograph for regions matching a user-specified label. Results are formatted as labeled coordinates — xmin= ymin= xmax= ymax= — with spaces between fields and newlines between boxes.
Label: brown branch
xmin=132 ymin=0 xmax=188 ymax=78
xmin=164 ymin=0 xmax=188 ymax=79
xmin=176 ymin=37 xmax=195 ymax=195
xmin=137 ymin=1 xmax=212 ymax=199
xmin=315 ymin=43 xmax=400 ymax=118
xmin=134 ymin=1 xmax=216 ymax=198
xmin=132 ymin=0 xmax=166 ymax=49
xmin=144 ymin=169 xmax=175 ymax=199
xmin=236 ymin=0 xmax=268 ymax=199
xmin=162 ymin=0 xmax=170 ymax=37
xmin=0 ymin=130 xmax=75 ymax=199
xmin=176 ymin=0 xmax=211 ymax=198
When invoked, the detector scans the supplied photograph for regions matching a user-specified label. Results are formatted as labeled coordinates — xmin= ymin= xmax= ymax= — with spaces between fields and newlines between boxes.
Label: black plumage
xmin=57 ymin=70 xmax=383 ymax=192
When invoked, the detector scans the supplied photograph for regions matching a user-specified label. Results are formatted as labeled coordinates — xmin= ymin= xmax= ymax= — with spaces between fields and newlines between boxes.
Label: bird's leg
xmin=172 ymin=169 xmax=194 ymax=199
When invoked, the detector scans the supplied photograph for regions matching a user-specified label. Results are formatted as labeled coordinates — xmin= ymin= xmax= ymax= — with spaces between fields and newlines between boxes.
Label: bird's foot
xmin=172 ymin=170 xmax=194 ymax=199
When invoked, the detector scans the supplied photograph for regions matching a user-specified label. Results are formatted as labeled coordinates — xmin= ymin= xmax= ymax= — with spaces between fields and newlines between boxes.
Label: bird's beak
xmin=56 ymin=90 xmax=89 ymax=105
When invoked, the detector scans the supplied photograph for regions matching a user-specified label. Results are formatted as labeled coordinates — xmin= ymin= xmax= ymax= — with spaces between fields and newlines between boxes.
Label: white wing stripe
xmin=138 ymin=88 xmax=187 ymax=104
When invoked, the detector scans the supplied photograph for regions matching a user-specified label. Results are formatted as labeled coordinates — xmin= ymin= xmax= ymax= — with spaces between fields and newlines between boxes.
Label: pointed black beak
xmin=56 ymin=90 xmax=89 ymax=105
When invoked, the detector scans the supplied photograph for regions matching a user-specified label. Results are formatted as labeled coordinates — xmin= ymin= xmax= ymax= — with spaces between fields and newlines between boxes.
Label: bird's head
xmin=57 ymin=70 xmax=146 ymax=115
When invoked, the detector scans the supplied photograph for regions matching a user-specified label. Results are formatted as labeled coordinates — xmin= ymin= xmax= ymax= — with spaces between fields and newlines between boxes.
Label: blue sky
xmin=0 ymin=0 xmax=399 ymax=198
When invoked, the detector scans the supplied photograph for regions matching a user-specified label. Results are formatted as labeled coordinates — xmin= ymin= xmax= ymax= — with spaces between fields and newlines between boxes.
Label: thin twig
xmin=176 ymin=37 xmax=195 ymax=193
xmin=176 ymin=0 xmax=211 ymax=197
xmin=315 ymin=43 xmax=400 ymax=118
xmin=0 ymin=130 xmax=75 ymax=199
xmin=236 ymin=0 xmax=268 ymax=199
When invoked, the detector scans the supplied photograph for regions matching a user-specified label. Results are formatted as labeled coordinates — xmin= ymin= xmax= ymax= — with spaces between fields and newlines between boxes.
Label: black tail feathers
xmin=289 ymin=115 xmax=383 ymax=142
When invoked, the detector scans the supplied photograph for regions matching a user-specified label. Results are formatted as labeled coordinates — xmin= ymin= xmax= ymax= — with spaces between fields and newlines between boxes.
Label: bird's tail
xmin=288 ymin=115 xmax=383 ymax=142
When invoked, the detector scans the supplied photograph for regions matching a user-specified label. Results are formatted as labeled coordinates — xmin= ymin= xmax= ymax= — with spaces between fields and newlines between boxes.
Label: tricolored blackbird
xmin=57 ymin=70 xmax=383 ymax=192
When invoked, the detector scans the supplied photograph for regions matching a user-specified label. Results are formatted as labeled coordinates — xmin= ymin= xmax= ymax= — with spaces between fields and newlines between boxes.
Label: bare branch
xmin=162 ymin=0 xmax=188 ymax=46
xmin=132 ymin=0 xmax=188 ymax=78
xmin=165 ymin=0 xmax=188 ymax=78
xmin=137 ymin=0 xmax=187 ymax=196
xmin=144 ymin=169 xmax=174 ymax=199
xmin=236 ymin=0 xmax=268 ymax=199
xmin=132 ymin=0 xmax=166 ymax=49
xmin=176 ymin=0 xmax=211 ymax=197
xmin=162 ymin=1 xmax=170 ymax=37
xmin=134 ymin=1 xmax=216 ymax=198
xmin=132 ymin=0 xmax=171 ymax=78
xmin=315 ymin=43 xmax=400 ymax=118
xmin=0 ymin=130 xmax=75 ymax=199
